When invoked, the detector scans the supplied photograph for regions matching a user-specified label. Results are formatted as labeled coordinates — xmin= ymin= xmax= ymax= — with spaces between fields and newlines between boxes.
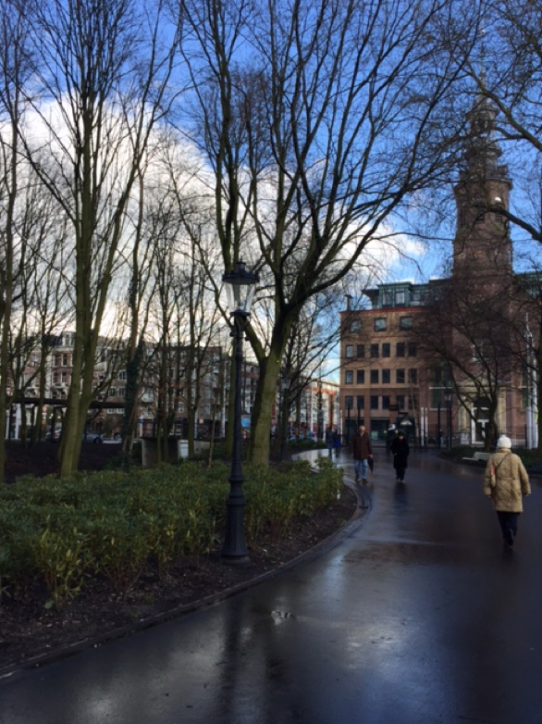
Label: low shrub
xmin=0 ymin=459 xmax=344 ymax=608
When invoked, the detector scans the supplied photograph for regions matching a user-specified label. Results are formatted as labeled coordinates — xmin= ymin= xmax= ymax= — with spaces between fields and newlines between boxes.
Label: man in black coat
xmin=390 ymin=429 xmax=409 ymax=483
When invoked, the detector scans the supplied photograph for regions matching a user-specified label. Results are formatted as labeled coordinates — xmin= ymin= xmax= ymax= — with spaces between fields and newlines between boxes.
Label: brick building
xmin=339 ymin=93 xmax=537 ymax=448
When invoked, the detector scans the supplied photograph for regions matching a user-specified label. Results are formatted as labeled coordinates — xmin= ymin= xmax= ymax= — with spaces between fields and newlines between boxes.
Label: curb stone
xmin=0 ymin=475 xmax=368 ymax=681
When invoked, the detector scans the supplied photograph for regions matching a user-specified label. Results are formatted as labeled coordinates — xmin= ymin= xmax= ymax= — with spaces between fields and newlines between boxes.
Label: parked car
xmin=82 ymin=432 xmax=103 ymax=443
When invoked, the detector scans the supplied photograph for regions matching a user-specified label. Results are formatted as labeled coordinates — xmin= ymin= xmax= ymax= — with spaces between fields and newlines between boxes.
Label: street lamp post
xmin=444 ymin=388 xmax=452 ymax=450
xmin=222 ymin=260 xmax=259 ymax=563
xmin=280 ymin=373 xmax=291 ymax=460
xmin=437 ymin=402 xmax=441 ymax=449
xmin=346 ymin=397 xmax=353 ymax=444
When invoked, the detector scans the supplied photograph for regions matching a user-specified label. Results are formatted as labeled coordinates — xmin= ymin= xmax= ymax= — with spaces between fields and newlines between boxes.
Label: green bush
xmin=0 ymin=459 xmax=345 ymax=609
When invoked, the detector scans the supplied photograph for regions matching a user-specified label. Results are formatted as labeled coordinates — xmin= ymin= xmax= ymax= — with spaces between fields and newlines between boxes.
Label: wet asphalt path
xmin=2 ymin=449 xmax=542 ymax=724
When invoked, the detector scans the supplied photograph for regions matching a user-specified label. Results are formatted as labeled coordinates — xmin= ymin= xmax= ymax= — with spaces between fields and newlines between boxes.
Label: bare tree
xmin=16 ymin=0 xmax=179 ymax=476
xmin=413 ymin=270 xmax=524 ymax=450
xmin=176 ymin=0 xmax=480 ymax=464
xmin=0 ymin=0 xmax=38 ymax=481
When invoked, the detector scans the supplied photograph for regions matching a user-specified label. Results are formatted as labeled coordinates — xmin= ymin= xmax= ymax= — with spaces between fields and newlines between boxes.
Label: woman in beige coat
xmin=483 ymin=435 xmax=531 ymax=547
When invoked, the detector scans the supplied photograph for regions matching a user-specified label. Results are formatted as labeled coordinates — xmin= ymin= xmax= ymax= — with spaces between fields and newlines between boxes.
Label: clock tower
xmin=453 ymin=92 xmax=512 ymax=279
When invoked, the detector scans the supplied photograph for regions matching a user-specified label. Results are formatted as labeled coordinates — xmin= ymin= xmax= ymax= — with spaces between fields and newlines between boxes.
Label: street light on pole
xmin=222 ymin=260 xmax=259 ymax=563
xmin=444 ymin=388 xmax=452 ymax=450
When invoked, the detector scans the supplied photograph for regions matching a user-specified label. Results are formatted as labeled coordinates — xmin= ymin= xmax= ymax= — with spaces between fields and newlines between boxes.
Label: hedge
xmin=0 ymin=458 xmax=343 ymax=610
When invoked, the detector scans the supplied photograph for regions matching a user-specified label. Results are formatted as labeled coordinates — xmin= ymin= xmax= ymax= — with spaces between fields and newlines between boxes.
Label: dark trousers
xmin=395 ymin=464 xmax=406 ymax=481
xmin=497 ymin=511 xmax=520 ymax=539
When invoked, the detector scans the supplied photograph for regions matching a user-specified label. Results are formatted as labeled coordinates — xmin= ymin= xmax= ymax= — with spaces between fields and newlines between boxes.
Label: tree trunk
xmin=249 ymin=352 xmax=281 ymax=466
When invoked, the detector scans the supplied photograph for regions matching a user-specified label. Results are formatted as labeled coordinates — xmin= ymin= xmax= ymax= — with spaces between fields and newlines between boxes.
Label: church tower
xmin=453 ymin=92 xmax=512 ymax=278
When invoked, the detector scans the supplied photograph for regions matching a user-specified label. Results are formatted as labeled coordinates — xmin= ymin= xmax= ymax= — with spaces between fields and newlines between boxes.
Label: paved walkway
xmin=2 ymin=449 xmax=542 ymax=724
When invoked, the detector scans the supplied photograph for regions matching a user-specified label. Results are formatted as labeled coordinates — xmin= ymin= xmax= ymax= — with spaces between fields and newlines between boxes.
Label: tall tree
xmin=177 ymin=0 xmax=480 ymax=464
xmin=0 ymin=0 xmax=37 ymax=481
xmin=19 ymin=0 xmax=179 ymax=476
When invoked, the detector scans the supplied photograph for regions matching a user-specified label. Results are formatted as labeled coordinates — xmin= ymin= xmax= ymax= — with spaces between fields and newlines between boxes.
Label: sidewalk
xmin=2 ymin=450 xmax=542 ymax=724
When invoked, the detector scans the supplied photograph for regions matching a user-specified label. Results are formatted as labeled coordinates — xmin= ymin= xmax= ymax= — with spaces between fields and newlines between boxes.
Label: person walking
xmin=325 ymin=426 xmax=334 ymax=458
xmin=483 ymin=435 xmax=531 ymax=547
xmin=350 ymin=425 xmax=372 ymax=483
xmin=390 ymin=428 xmax=409 ymax=482
xmin=386 ymin=424 xmax=396 ymax=456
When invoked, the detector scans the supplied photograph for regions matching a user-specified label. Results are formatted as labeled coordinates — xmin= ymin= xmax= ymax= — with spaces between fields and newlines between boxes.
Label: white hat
xmin=388 ymin=424 xmax=395 ymax=431
xmin=497 ymin=435 xmax=512 ymax=449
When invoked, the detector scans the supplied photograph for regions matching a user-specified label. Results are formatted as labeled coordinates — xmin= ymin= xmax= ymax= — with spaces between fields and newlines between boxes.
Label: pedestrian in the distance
xmin=350 ymin=424 xmax=372 ymax=483
xmin=386 ymin=424 xmax=396 ymax=456
xmin=483 ymin=435 xmax=531 ymax=547
xmin=390 ymin=429 xmax=409 ymax=483
xmin=325 ymin=425 xmax=334 ymax=458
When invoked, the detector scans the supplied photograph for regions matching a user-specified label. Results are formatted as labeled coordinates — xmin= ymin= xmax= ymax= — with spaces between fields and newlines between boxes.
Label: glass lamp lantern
xmin=223 ymin=260 xmax=259 ymax=315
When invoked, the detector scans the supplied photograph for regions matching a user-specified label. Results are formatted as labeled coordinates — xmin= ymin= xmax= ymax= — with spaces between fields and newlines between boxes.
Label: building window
xmin=408 ymin=368 xmax=418 ymax=384
xmin=374 ymin=318 xmax=387 ymax=331
xmin=370 ymin=344 xmax=379 ymax=358
xmin=397 ymin=395 xmax=405 ymax=410
xmin=345 ymin=395 xmax=354 ymax=410
xmin=396 ymin=369 xmax=405 ymax=384
xmin=395 ymin=290 xmax=406 ymax=305
xmin=382 ymin=369 xmax=390 ymax=384
xmin=345 ymin=370 xmax=354 ymax=384
xmin=118 ymin=370 xmax=127 ymax=380
xmin=408 ymin=343 xmax=417 ymax=357
xmin=357 ymin=370 xmax=365 ymax=384
xmin=370 ymin=395 xmax=379 ymax=410
xmin=370 ymin=370 xmax=379 ymax=384
xmin=382 ymin=343 xmax=390 ymax=357
xmin=400 ymin=316 xmax=413 ymax=330
xmin=382 ymin=395 xmax=390 ymax=409
xmin=345 ymin=344 xmax=354 ymax=358
xmin=408 ymin=395 xmax=418 ymax=410
xmin=350 ymin=320 xmax=362 ymax=333
xmin=382 ymin=290 xmax=394 ymax=307
xmin=357 ymin=395 xmax=364 ymax=410
xmin=357 ymin=344 xmax=365 ymax=358
xmin=396 ymin=342 xmax=405 ymax=357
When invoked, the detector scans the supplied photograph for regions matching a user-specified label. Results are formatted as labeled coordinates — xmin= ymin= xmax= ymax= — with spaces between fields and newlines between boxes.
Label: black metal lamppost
xmin=437 ymin=398 xmax=441 ymax=449
xmin=444 ymin=388 xmax=452 ymax=450
xmin=346 ymin=397 xmax=353 ymax=444
xmin=222 ymin=260 xmax=259 ymax=563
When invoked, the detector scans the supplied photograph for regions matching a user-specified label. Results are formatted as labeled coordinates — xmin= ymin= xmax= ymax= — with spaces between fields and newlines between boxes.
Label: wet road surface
xmin=2 ymin=449 xmax=542 ymax=724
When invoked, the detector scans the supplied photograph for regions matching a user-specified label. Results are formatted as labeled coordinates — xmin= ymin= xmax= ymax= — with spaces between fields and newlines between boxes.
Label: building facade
xmin=339 ymin=93 xmax=536 ymax=448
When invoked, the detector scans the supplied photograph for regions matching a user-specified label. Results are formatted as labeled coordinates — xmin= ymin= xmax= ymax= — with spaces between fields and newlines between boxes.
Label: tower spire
xmin=452 ymin=89 xmax=512 ymax=278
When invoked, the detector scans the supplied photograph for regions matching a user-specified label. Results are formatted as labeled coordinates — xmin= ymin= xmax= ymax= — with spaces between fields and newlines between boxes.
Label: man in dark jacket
xmin=350 ymin=425 xmax=372 ymax=483
xmin=390 ymin=429 xmax=409 ymax=483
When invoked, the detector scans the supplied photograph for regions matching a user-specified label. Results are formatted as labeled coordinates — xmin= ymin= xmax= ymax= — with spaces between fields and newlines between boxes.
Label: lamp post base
xmin=221 ymin=492 xmax=249 ymax=564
